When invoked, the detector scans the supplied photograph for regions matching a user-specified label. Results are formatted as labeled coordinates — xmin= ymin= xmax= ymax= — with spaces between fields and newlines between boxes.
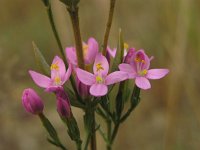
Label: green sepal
xmin=115 ymin=82 xmax=125 ymax=120
xmin=32 ymin=41 xmax=50 ymax=76
xmin=130 ymin=86 xmax=140 ymax=108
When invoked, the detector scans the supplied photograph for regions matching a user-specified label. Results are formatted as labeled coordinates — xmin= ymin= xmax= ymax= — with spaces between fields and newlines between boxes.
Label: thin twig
xmin=102 ymin=0 xmax=117 ymax=56
xmin=46 ymin=4 xmax=65 ymax=60
xmin=67 ymin=6 xmax=85 ymax=69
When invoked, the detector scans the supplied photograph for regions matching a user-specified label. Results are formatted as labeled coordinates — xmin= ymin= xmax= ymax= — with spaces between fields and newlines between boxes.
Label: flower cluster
xmin=22 ymin=37 xmax=169 ymax=114
xmin=21 ymin=37 xmax=169 ymax=150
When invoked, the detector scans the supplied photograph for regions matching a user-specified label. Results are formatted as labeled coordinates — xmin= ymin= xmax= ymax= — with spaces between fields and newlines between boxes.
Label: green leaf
xmin=32 ymin=41 xmax=50 ymax=76
xmin=110 ymin=29 xmax=124 ymax=72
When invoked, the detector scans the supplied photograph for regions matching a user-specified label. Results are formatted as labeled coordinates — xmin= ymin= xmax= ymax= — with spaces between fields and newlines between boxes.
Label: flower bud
xmin=124 ymin=48 xmax=135 ymax=63
xmin=75 ymin=76 xmax=90 ymax=98
xmin=22 ymin=88 xmax=44 ymax=115
xmin=56 ymin=88 xmax=71 ymax=118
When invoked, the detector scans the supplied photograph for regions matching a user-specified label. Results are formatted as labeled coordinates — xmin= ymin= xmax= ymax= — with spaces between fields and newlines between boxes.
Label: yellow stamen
xmin=134 ymin=56 xmax=145 ymax=63
xmin=51 ymin=62 xmax=59 ymax=71
xmin=124 ymin=43 xmax=129 ymax=50
xmin=96 ymin=76 xmax=103 ymax=83
xmin=54 ymin=76 xmax=61 ymax=85
xmin=96 ymin=63 xmax=104 ymax=72
xmin=139 ymin=69 xmax=148 ymax=76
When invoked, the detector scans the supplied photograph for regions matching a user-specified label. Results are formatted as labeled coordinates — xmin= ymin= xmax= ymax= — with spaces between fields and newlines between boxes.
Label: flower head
xmin=29 ymin=56 xmax=71 ymax=92
xmin=66 ymin=37 xmax=98 ymax=67
xmin=76 ymin=53 xmax=128 ymax=97
xmin=119 ymin=49 xmax=169 ymax=90
xmin=22 ymin=88 xmax=44 ymax=115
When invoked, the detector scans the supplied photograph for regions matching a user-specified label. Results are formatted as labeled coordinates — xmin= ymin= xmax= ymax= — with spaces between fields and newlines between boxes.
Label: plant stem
xmin=110 ymin=123 xmax=120 ymax=144
xmin=67 ymin=6 xmax=85 ymax=69
xmin=46 ymin=4 xmax=65 ymax=60
xmin=106 ymin=119 xmax=112 ymax=150
xmin=90 ymin=110 xmax=97 ymax=150
xmin=102 ymin=0 xmax=117 ymax=56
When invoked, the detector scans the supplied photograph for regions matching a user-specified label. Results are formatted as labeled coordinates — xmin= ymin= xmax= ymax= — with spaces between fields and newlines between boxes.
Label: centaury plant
xmin=21 ymin=0 xmax=169 ymax=150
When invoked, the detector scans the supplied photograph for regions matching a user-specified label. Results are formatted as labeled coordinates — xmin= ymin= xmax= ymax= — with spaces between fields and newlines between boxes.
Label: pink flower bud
xmin=22 ymin=88 xmax=44 ymax=115
xmin=124 ymin=48 xmax=136 ymax=63
xmin=55 ymin=87 xmax=71 ymax=118
xmin=75 ymin=76 xmax=90 ymax=98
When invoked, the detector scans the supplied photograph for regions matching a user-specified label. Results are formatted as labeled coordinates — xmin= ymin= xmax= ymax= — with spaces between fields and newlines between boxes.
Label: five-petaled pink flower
xmin=29 ymin=56 xmax=71 ymax=92
xmin=119 ymin=49 xmax=169 ymax=90
xmin=66 ymin=37 xmax=98 ymax=66
xmin=76 ymin=53 xmax=128 ymax=97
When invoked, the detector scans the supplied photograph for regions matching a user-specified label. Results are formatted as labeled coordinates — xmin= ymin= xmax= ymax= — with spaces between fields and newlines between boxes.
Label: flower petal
xmin=93 ymin=53 xmax=109 ymax=76
xmin=135 ymin=77 xmax=151 ymax=90
xmin=76 ymin=68 xmax=95 ymax=85
xmin=90 ymin=84 xmax=108 ymax=97
xmin=105 ymin=71 xmax=128 ymax=85
xmin=107 ymin=47 xmax=117 ymax=58
xmin=119 ymin=63 xmax=136 ymax=78
xmin=62 ymin=63 xmax=72 ymax=83
xmin=86 ymin=37 xmax=99 ymax=64
xmin=65 ymin=47 xmax=77 ymax=65
xmin=29 ymin=70 xmax=51 ymax=88
xmin=146 ymin=69 xmax=169 ymax=79
xmin=51 ymin=56 xmax=66 ymax=79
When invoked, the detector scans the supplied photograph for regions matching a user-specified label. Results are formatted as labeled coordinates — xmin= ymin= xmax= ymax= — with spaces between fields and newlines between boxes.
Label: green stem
xmin=90 ymin=111 xmax=97 ymax=150
xmin=46 ymin=4 xmax=65 ymax=60
xmin=106 ymin=119 xmax=112 ymax=150
xmin=67 ymin=6 xmax=85 ymax=69
xmin=102 ymin=0 xmax=117 ymax=56
xmin=110 ymin=123 xmax=120 ymax=144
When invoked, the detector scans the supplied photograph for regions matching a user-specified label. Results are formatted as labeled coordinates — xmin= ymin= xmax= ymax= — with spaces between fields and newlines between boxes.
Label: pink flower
xmin=22 ymin=88 xmax=44 ymax=115
xmin=55 ymin=87 xmax=71 ymax=118
xmin=65 ymin=37 xmax=98 ymax=66
xmin=29 ymin=56 xmax=71 ymax=92
xmin=119 ymin=50 xmax=169 ymax=90
xmin=76 ymin=53 xmax=128 ymax=97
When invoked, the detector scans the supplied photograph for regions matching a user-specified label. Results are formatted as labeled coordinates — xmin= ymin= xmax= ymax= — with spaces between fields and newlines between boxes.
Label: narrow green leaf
xmin=32 ymin=41 xmax=50 ymax=76
xmin=110 ymin=29 xmax=124 ymax=72
xmin=108 ymin=29 xmax=124 ymax=113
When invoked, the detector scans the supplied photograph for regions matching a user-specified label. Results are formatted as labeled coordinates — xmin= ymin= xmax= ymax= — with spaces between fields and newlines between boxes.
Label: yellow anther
xmin=54 ymin=76 xmax=61 ymax=85
xmin=141 ymin=60 xmax=145 ymax=63
xmin=134 ymin=56 xmax=145 ymax=63
xmin=124 ymin=43 xmax=129 ymax=50
xmin=96 ymin=76 xmax=103 ymax=83
xmin=139 ymin=69 xmax=148 ymax=76
xmin=96 ymin=63 xmax=104 ymax=72
xmin=51 ymin=62 xmax=59 ymax=71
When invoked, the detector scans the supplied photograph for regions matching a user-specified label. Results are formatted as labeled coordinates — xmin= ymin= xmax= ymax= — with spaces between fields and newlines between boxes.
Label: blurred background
xmin=0 ymin=0 xmax=200 ymax=149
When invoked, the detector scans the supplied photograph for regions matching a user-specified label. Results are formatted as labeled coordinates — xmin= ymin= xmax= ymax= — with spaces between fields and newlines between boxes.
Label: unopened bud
xmin=22 ymin=88 xmax=44 ymax=115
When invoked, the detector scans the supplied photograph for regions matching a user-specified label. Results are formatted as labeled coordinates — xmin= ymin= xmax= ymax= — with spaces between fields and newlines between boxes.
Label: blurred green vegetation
xmin=0 ymin=0 xmax=200 ymax=150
